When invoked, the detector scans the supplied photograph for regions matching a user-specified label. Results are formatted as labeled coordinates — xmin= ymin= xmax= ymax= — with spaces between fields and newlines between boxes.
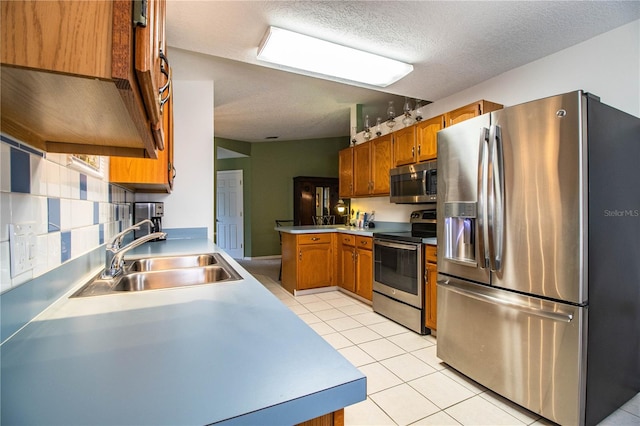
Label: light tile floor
xmin=239 ymin=259 xmax=640 ymax=426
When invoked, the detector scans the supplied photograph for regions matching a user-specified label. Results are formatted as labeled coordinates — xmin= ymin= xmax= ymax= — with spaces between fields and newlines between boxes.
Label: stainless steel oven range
xmin=373 ymin=209 xmax=436 ymax=334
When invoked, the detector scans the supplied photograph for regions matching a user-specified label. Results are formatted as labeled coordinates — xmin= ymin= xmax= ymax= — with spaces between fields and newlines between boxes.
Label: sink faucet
xmin=103 ymin=221 xmax=167 ymax=278
xmin=107 ymin=219 xmax=154 ymax=251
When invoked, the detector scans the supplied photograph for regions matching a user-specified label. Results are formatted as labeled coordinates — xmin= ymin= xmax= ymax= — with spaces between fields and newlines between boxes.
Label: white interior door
xmin=216 ymin=170 xmax=244 ymax=258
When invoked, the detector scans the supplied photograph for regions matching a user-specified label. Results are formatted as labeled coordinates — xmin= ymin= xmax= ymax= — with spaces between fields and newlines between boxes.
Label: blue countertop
xmin=1 ymin=239 xmax=366 ymax=425
xmin=277 ymin=225 xmax=438 ymax=246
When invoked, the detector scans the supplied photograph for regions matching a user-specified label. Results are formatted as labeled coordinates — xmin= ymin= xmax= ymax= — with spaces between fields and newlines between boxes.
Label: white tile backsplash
xmin=0 ymin=241 xmax=11 ymax=292
xmin=60 ymin=198 xmax=72 ymax=231
xmin=30 ymin=155 xmax=46 ymax=196
xmin=47 ymin=232 xmax=61 ymax=271
xmin=46 ymin=160 xmax=61 ymax=197
xmin=1 ymin=139 xmax=133 ymax=293
xmin=71 ymin=200 xmax=93 ymax=228
xmin=0 ymin=192 xmax=11 ymax=242
xmin=0 ymin=143 xmax=11 ymax=192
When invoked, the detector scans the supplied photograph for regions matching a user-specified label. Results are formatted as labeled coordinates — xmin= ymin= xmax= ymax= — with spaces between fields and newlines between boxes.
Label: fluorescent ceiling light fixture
xmin=257 ymin=26 xmax=413 ymax=87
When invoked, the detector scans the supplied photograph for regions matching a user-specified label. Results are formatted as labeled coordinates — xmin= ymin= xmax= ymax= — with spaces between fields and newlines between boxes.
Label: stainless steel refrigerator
xmin=436 ymin=91 xmax=640 ymax=426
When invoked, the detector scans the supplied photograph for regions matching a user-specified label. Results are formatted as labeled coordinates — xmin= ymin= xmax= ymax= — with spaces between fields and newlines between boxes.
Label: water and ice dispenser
xmin=443 ymin=202 xmax=477 ymax=265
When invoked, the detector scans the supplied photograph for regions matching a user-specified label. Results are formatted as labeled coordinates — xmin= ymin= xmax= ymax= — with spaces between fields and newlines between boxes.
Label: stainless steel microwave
xmin=389 ymin=160 xmax=437 ymax=204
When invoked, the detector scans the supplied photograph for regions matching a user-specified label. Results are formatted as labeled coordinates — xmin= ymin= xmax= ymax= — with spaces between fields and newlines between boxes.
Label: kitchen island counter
xmin=1 ymin=239 xmax=366 ymax=425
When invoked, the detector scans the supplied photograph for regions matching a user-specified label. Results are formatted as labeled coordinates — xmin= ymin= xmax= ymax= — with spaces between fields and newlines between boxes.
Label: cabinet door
xmin=393 ymin=126 xmax=416 ymax=166
xmin=135 ymin=0 xmax=164 ymax=143
xmin=338 ymin=147 xmax=354 ymax=198
xmin=416 ymin=115 xmax=443 ymax=162
xmin=444 ymin=100 xmax=503 ymax=127
xmin=109 ymin=86 xmax=173 ymax=193
xmin=355 ymin=247 xmax=373 ymax=301
xmin=425 ymin=262 xmax=438 ymax=330
xmin=339 ymin=244 xmax=356 ymax=293
xmin=299 ymin=243 xmax=333 ymax=290
xmin=370 ymin=135 xmax=392 ymax=195
xmin=353 ymin=142 xmax=371 ymax=196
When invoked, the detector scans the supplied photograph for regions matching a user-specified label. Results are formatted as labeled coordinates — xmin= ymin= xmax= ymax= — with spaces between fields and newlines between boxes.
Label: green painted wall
xmin=216 ymin=136 xmax=349 ymax=257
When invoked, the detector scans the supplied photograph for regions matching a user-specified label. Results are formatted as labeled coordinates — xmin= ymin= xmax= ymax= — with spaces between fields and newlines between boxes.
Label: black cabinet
xmin=293 ymin=177 xmax=341 ymax=225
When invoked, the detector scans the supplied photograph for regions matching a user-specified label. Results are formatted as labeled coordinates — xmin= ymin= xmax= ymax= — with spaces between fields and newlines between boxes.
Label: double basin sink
xmin=72 ymin=253 xmax=241 ymax=297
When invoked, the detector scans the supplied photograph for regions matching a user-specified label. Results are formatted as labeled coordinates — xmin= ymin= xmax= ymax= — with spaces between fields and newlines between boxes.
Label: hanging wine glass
xmin=402 ymin=97 xmax=413 ymax=126
xmin=350 ymin=126 xmax=357 ymax=146
xmin=414 ymin=99 xmax=423 ymax=121
xmin=386 ymin=101 xmax=396 ymax=129
xmin=375 ymin=117 xmax=382 ymax=137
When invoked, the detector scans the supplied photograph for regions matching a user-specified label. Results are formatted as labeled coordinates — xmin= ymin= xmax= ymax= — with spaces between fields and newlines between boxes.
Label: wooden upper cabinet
xmin=0 ymin=0 xmax=168 ymax=158
xmin=136 ymin=0 xmax=170 ymax=150
xmin=353 ymin=142 xmax=371 ymax=196
xmin=352 ymin=134 xmax=392 ymax=197
xmin=338 ymin=147 xmax=354 ymax=198
xmin=393 ymin=126 xmax=416 ymax=167
xmin=110 ymin=83 xmax=175 ymax=193
xmin=445 ymin=100 xmax=503 ymax=127
xmin=415 ymin=115 xmax=444 ymax=162
xmin=370 ymin=134 xmax=392 ymax=195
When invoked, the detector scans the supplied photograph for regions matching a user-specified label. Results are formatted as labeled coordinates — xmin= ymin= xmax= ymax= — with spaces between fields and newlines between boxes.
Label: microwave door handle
xmin=487 ymin=125 xmax=505 ymax=272
xmin=477 ymin=127 xmax=490 ymax=269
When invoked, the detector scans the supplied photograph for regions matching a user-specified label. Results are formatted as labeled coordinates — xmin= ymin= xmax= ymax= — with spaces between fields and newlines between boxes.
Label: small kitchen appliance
xmin=389 ymin=160 xmax=437 ymax=204
xmin=134 ymin=202 xmax=165 ymax=240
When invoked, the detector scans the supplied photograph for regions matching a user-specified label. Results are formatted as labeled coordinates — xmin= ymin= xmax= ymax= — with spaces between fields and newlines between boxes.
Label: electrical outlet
xmin=9 ymin=223 xmax=37 ymax=278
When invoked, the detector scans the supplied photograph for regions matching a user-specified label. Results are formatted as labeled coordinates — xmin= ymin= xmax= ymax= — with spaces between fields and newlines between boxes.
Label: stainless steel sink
xmin=114 ymin=266 xmax=234 ymax=292
xmin=71 ymin=253 xmax=241 ymax=297
xmin=125 ymin=254 xmax=219 ymax=272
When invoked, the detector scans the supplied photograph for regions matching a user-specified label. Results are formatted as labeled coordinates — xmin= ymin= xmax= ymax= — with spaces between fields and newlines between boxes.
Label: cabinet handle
xmin=412 ymin=146 xmax=415 ymax=158
xmin=418 ymin=145 xmax=421 ymax=156
xmin=159 ymin=50 xmax=172 ymax=110
xmin=299 ymin=250 xmax=302 ymax=260
xmin=311 ymin=237 xmax=320 ymax=241
xmin=360 ymin=241 xmax=368 ymax=246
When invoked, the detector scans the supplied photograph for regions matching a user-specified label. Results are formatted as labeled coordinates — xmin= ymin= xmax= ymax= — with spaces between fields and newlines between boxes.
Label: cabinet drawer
xmin=341 ymin=235 xmax=355 ymax=246
xmin=425 ymin=245 xmax=437 ymax=263
xmin=356 ymin=236 xmax=373 ymax=250
xmin=298 ymin=233 xmax=332 ymax=244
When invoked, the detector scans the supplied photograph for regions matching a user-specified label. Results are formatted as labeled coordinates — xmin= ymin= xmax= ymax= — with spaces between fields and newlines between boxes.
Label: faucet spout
xmin=103 ymin=231 xmax=167 ymax=279
xmin=107 ymin=219 xmax=154 ymax=251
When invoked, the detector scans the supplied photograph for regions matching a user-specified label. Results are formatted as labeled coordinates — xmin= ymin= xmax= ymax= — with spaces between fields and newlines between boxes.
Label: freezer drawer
xmin=437 ymin=276 xmax=586 ymax=426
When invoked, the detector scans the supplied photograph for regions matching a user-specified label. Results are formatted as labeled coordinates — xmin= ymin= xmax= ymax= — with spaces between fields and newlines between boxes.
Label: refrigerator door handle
xmin=477 ymin=127 xmax=490 ymax=269
xmin=487 ymin=124 xmax=505 ymax=272
xmin=439 ymin=279 xmax=574 ymax=323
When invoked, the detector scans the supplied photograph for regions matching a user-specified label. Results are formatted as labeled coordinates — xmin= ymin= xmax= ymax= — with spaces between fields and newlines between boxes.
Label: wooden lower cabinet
xmin=282 ymin=233 xmax=335 ymax=293
xmin=296 ymin=408 xmax=344 ymax=426
xmin=424 ymin=245 xmax=437 ymax=331
xmin=338 ymin=235 xmax=373 ymax=301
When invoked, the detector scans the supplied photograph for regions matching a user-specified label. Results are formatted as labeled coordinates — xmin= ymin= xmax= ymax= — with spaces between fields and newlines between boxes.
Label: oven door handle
xmin=374 ymin=240 xmax=420 ymax=251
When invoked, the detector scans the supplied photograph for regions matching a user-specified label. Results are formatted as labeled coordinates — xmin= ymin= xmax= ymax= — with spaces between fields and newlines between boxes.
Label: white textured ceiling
xmin=166 ymin=1 xmax=639 ymax=143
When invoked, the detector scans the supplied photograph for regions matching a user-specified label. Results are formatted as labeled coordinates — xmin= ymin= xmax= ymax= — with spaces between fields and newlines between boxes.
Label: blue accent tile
xmin=61 ymin=231 xmax=71 ymax=263
xmin=48 ymin=198 xmax=61 ymax=232
xmin=10 ymin=147 xmax=30 ymax=193
xmin=99 ymin=224 xmax=104 ymax=245
xmin=19 ymin=143 xmax=45 ymax=157
xmin=115 ymin=205 xmax=120 ymax=221
xmin=93 ymin=202 xmax=99 ymax=225
xmin=108 ymin=184 xmax=113 ymax=203
xmin=1 ymin=134 xmax=20 ymax=148
xmin=79 ymin=174 xmax=87 ymax=200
